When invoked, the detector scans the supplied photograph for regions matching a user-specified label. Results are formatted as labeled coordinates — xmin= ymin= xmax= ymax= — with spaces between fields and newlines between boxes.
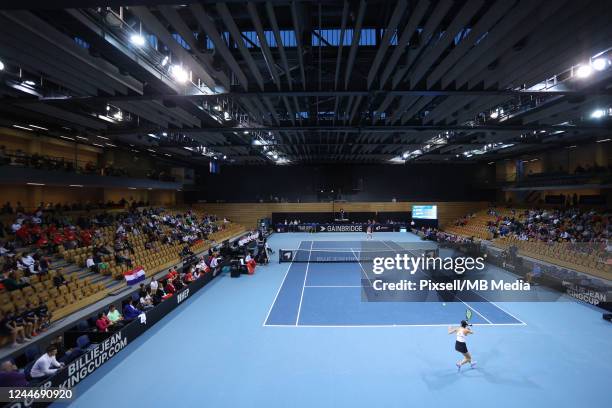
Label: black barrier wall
xmin=274 ymin=223 xmax=410 ymax=233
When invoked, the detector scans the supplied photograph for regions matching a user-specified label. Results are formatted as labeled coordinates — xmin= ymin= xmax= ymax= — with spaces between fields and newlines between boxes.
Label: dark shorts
xmin=455 ymin=341 xmax=468 ymax=354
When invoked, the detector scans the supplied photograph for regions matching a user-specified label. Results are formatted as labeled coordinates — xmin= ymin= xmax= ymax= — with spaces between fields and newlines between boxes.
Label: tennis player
xmin=366 ymin=223 xmax=373 ymax=240
xmin=448 ymin=320 xmax=476 ymax=371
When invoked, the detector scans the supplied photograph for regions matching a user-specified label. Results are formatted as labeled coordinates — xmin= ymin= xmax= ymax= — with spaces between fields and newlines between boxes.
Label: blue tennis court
xmin=57 ymin=232 xmax=611 ymax=408
xmin=265 ymin=240 xmax=524 ymax=327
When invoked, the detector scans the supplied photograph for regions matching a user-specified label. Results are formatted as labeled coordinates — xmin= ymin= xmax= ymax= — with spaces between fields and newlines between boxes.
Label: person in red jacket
xmin=245 ymin=252 xmax=257 ymax=275
xmin=16 ymin=224 xmax=31 ymax=244
xmin=81 ymin=229 xmax=92 ymax=246
xmin=95 ymin=313 xmax=110 ymax=332
xmin=36 ymin=234 xmax=49 ymax=249
xmin=164 ymin=279 xmax=176 ymax=295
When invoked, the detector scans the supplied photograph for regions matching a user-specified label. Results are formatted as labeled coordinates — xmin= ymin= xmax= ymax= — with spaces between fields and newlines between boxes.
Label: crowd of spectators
xmin=0 ymin=198 xmax=248 ymax=389
xmin=484 ymin=208 xmax=609 ymax=244
xmin=420 ymin=227 xmax=476 ymax=244
xmin=0 ymin=204 xmax=231 ymax=348
xmin=1 ymin=205 xmax=228 ymax=283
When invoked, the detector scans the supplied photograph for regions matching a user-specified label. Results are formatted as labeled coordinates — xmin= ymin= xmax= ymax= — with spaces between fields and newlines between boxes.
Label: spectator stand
xmin=0 ymin=226 xmax=248 ymax=365
xmin=1 ymin=208 xmax=247 ymax=351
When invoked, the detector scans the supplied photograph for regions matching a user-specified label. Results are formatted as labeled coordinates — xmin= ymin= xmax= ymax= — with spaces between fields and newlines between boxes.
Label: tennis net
xmin=279 ymin=247 xmax=438 ymax=263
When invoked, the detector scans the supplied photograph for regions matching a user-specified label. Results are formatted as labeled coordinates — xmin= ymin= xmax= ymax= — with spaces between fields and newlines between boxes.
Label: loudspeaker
xmin=603 ymin=313 xmax=612 ymax=322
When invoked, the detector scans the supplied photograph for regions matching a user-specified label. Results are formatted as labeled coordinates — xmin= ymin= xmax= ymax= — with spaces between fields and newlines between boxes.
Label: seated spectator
xmin=139 ymin=290 xmax=154 ymax=310
xmin=14 ymin=307 xmax=34 ymax=340
xmin=30 ymin=345 xmax=64 ymax=381
xmin=165 ymin=267 xmax=178 ymax=281
xmin=0 ymin=311 xmax=26 ymax=347
xmin=50 ymin=335 xmax=82 ymax=364
xmin=180 ymin=245 xmax=194 ymax=258
xmin=35 ymin=300 xmax=51 ymax=331
xmin=0 ymin=360 xmax=28 ymax=386
xmin=165 ymin=279 xmax=176 ymax=295
xmin=123 ymin=300 xmax=141 ymax=321
xmin=152 ymin=286 xmax=167 ymax=305
xmin=22 ymin=303 xmax=40 ymax=337
xmin=1 ymin=272 xmax=29 ymax=291
xmin=18 ymin=253 xmax=37 ymax=274
xmin=86 ymin=255 xmax=96 ymax=272
xmin=183 ymin=268 xmax=195 ymax=284
xmin=38 ymin=256 xmax=50 ymax=274
xmin=52 ymin=270 xmax=67 ymax=288
xmin=95 ymin=313 xmax=110 ymax=332
xmin=115 ymin=251 xmax=133 ymax=268
xmin=106 ymin=305 xmax=123 ymax=326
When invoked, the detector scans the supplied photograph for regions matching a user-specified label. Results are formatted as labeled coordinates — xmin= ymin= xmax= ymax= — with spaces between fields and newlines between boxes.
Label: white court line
xmin=454 ymin=294 xmax=493 ymax=324
xmin=295 ymin=241 xmax=314 ymax=326
xmin=264 ymin=322 xmax=527 ymax=328
xmin=352 ymin=248 xmax=373 ymax=287
xmin=472 ymin=295 xmax=527 ymax=325
xmin=262 ymin=255 xmax=298 ymax=326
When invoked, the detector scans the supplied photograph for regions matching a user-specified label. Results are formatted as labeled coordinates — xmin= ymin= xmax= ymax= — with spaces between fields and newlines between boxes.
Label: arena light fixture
xmin=130 ymin=34 xmax=146 ymax=47
xmin=0 ymin=60 xmax=4 ymax=70
xmin=591 ymin=57 xmax=609 ymax=71
xmin=590 ymin=109 xmax=605 ymax=119
xmin=28 ymin=124 xmax=48 ymax=130
xmin=596 ymin=138 xmax=611 ymax=143
xmin=170 ymin=65 xmax=188 ymax=83
xmin=12 ymin=124 xmax=33 ymax=131
xmin=575 ymin=64 xmax=593 ymax=78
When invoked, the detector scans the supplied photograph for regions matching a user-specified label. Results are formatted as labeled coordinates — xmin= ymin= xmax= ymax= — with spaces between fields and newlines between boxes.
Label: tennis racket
xmin=465 ymin=309 xmax=473 ymax=326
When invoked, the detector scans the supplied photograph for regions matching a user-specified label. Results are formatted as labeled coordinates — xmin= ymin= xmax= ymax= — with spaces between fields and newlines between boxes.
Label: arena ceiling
xmin=0 ymin=0 xmax=611 ymax=165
